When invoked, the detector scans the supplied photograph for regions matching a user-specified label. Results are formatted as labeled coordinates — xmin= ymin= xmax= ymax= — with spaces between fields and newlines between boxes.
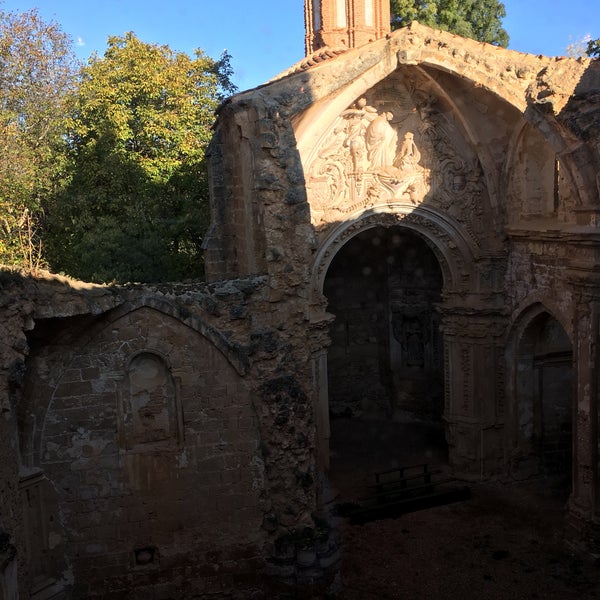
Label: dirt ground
xmin=327 ymin=418 xmax=600 ymax=599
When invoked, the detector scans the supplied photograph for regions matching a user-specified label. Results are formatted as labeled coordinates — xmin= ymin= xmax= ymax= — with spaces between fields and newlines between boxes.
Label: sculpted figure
xmin=345 ymin=114 xmax=367 ymax=174
xmin=318 ymin=124 xmax=346 ymax=160
xmin=365 ymin=111 xmax=397 ymax=170
xmin=341 ymin=98 xmax=377 ymax=175
xmin=395 ymin=132 xmax=422 ymax=171
xmin=308 ymin=124 xmax=347 ymax=209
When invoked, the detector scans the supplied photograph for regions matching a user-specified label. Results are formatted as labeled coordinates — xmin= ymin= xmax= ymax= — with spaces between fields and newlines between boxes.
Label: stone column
xmin=566 ymin=289 xmax=600 ymax=550
xmin=440 ymin=308 xmax=508 ymax=479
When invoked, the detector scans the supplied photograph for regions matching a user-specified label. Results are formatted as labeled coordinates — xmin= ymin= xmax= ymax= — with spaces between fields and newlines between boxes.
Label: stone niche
xmin=119 ymin=351 xmax=182 ymax=450
xmin=512 ymin=311 xmax=573 ymax=480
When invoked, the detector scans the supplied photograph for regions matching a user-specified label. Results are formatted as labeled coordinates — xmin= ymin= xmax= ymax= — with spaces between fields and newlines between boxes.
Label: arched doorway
xmin=512 ymin=310 xmax=573 ymax=486
xmin=323 ymin=225 xmax=447 ymax=493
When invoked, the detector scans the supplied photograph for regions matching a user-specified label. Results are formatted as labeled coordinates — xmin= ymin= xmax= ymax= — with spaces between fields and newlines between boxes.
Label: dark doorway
xmin=324 ymin=226 xmax=447 ymax=494
xmin=515 ymin=312 xmax=573 ymax=485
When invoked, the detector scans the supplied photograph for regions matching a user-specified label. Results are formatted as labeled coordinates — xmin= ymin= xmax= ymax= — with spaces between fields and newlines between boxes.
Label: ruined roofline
xmin=248 ymin=21 xmax=593 ymax=117
xmin=278 ymin=20 xmax=591 ymax=76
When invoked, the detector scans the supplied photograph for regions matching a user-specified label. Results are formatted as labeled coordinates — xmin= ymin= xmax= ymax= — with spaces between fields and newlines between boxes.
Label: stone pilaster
xmin=565 ymin=279 xmax=600 ymax=551
xmin=440 ymin=307 xmax=508 ymax=479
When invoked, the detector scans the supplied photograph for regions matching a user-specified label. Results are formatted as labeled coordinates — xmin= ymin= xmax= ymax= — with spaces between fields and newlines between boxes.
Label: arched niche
xmin=509 ymin=308 xmax=573 ymax=484
xmin=120 ymin=351 xmax=182 ymax=451
xmin=506 ymin=123 xmax=565 ymax=224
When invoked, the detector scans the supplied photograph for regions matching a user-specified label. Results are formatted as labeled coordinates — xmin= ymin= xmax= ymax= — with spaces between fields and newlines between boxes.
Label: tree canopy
xmin=0 ymin=7 xmax=78 ymax=269
xmin=390 ymin=0 xmax=509 ymax=47
xmin=0 ymin=5 xmax=235 ymax=283
xmin=587 ymin=38 xmax=600 ymax=58
xmin=44 ymin=33 xmax=235 ymax=283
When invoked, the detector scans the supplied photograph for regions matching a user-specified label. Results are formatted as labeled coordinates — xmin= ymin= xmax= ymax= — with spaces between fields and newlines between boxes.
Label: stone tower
xmin=304 ymin=0 xmax=391 ymax=55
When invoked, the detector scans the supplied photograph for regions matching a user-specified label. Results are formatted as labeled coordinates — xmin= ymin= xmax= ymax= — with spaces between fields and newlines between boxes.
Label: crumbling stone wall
xmin=1 ymin=272 xmax=336 ymax=597
xmin=205 ymin=22 xmax=600 ymax=551
xmin=0 ymin=270 xmax=123 ymax=597
xmin=24 ymin=306 xmax=266 ymax=597
xmin=0 ymin=346 xmax=22 ymax=599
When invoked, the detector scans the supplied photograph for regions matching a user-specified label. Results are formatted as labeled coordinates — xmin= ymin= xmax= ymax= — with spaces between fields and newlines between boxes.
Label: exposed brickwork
xmin=304 ymin=0 xmax=390 ymax=55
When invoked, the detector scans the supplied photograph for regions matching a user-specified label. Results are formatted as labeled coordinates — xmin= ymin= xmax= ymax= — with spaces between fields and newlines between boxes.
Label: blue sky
xmin=2 ymin=0 xmax=599 ymax=91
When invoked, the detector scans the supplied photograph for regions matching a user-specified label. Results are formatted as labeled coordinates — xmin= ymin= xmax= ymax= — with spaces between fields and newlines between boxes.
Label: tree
xmin=564 ymin=34 xmax=600 ymax=59
xmin=566 ymin=34 xmax=591 ymax=58
xmin=587 ymin=38 xmax=600 ymax=58
xmin=0 ymin=7 xmax=78 ymax=270
xmin=390 ymin=0 xmax=509 ymax=47
xmin=45 ymin=32 xmax=236 ymax=283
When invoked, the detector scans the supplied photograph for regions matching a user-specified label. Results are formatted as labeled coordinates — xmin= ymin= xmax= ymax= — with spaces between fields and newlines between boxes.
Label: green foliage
xmin=390 ymin=0 xmax=438 ymax=30
xmin=390 ymin=0 xmax=509 ymax=47
xmin=587 ymin=38 xmax=600 ymax=58
xmin=0 ymin=7 xmax=78 ymax=269
xmin=45 ymin=32 xmax=235 ymax=283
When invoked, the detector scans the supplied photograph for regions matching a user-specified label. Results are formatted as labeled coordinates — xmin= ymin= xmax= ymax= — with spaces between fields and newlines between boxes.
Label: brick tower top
xmin=304 ymin=0 xmax=391 ymax=55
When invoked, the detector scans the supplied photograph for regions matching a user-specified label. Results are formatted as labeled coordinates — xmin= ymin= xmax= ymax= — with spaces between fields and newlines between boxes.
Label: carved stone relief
xmin=306 ymin=73 xmax=488 ymax=252
xmin=119 ymin=352 xmax=183 ymax=450
xmin=307 ymin=94 xmax=430 ymax=223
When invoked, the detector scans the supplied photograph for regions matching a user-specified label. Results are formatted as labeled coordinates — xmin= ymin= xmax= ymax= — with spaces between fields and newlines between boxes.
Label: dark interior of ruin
xmin=514 ymin=312 xmax=572 ymax=485
xmin=323 ymin=228 xmax=573 ymax=505
xmin=324 ymin=227 xmax=448 ymax=497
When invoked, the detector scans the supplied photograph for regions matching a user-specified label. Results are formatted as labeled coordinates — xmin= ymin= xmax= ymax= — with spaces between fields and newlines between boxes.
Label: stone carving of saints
xmin=307 ymin=124 xmax=348 ymax=211
xmin=394 ymin=132 xmax=422 ymax=172
xmin=342 ymin=98 xmax=377 ymax=175
xmin=365 ymin=111 xmax=397 ymax=170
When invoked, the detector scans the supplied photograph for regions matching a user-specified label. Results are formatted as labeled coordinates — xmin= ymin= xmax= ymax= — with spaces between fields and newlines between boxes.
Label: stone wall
xmin=25 ymin=307 xmax=265 ymax=597
xmin=0 ymin=270 xmax=124 ymax=598
xmin=205 ymin=21 xmax=600 ymax=548
xmin=0 ymin=272 xmax=336 ymax=598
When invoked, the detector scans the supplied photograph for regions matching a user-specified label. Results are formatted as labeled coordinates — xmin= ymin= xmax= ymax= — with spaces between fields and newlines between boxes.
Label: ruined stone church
xmin=1 ymin=0 xmax=600 ymax=597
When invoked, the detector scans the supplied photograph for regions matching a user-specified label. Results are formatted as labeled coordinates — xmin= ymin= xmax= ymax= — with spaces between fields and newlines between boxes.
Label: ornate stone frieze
xmin=305 ymin=78 xmax=488 ymax=252
xmin=306 ymin=96 xmax=430 ymax=223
